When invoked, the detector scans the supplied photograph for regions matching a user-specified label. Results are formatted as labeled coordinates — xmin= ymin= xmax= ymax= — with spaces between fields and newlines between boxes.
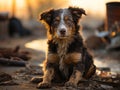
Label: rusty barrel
xmin=106 ymin=2 xmax=120 ymax=30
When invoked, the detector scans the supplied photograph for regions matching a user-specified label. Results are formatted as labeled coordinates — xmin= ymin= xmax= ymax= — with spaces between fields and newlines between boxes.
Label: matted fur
xmin=37 ymin=7 xmax=96 ymax=89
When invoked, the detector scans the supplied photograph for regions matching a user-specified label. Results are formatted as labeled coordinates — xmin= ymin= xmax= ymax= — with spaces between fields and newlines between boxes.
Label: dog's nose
xmin=60 ymin=29 xmax=66 ymax=35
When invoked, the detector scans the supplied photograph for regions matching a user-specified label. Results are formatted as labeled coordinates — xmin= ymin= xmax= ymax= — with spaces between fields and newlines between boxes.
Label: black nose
xmin=60 ymin=29 xmax=66 ymax=35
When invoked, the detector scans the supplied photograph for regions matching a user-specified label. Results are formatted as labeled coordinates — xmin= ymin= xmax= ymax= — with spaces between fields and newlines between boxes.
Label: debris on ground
xmin=0 ymin=72 xmax=18 ymax=86
xmin=0 ymin=80 xmax=18 ymax=86
xmin=0 ymin=46 xmax=31 ymax=66
xmin=29 ymin=66 xmax=120 ymax=90
xmin=0 ymin=58 xmax=26 ymax=66
xmin=0 ymin=72 xmax=12 ymax=82
xmin=15 ymin=65 xmax=43 ymax=76
xmin=94 ymin=69 xmax=120 ymax=88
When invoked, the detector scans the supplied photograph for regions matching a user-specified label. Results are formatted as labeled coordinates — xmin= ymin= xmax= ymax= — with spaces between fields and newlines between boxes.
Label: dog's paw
xmin=65 ymin=81 xmax=77 ymax=87
xmin=37 ymin=82 xmax=51 ymax=89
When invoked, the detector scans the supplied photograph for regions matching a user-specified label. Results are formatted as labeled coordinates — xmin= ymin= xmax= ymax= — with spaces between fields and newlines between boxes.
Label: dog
xmin=36 ymin=7 xmax=96 ymax=88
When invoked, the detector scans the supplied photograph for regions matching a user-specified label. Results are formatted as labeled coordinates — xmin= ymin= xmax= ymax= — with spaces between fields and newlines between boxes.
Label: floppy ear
xmin=40 ymin=9 xmax=54 ymax=25
xmin=68 ymin=7 xmax=86 ymax=23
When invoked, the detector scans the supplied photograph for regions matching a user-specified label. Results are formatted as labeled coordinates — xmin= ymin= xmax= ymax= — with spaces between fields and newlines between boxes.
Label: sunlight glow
xmin=0 ymin=0 xmax=119 ymax=18
xmin=0 ymin=0 xmax=25 ymax=11
xmin=0 ymin=0 xmax=27 ymax=18
xmin=69 ymin=0 xmax=120 ymax=17
xmin=24 ymin=39 xmax=47 ymax=52
xmin=39 ymin=63 xmax=43 ymax=67
xmin=16 ymin=0 xmax=25 ymax=8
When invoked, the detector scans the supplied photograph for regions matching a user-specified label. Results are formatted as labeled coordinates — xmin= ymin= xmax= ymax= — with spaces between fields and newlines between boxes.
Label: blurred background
xmin=0 ymin=0 xmax=120 ymax=89
xmin=0 ymin=0 xmax=118 ymax=18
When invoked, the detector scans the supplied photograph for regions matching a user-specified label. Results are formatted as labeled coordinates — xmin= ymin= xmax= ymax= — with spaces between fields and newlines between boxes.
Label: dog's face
xmin=40 ymin=7 xmax=86 ymax=39
xmin=51 ymin=9 xmax=75 ymax=38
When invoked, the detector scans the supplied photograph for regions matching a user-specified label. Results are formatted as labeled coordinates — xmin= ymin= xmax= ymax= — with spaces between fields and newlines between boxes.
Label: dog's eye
xmin=64 ymin=16 xmax=69 ymax=20
xmin=65 ymin=19 xmax=73 ymax=27
xmin=54 ymin=20 xmax=59 ymax=25
xmin=66 ymin=19 xmax=72 ymax=22
xmin=65 ymin=18 xmax=73 ymax=24
xmin=54 ymin=16 xmax=60 ymax=24
xmin=64 ymin=16 xmax=72 ymax=21
xmin=66 ymin=19 xmax=72 ymax=23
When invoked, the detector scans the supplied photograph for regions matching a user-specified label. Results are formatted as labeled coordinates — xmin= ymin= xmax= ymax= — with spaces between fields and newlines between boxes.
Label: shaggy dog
xmin=36 ymin=7 xmax=96 ymax=88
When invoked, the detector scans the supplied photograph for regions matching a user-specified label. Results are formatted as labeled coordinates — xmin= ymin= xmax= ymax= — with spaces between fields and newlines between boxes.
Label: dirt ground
xmin=0 ymin=26 xmax=120 ymax=90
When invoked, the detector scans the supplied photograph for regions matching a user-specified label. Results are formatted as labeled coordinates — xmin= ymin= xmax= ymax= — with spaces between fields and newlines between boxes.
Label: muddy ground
xmin=0 ymin=25 xmax=120 ymax=90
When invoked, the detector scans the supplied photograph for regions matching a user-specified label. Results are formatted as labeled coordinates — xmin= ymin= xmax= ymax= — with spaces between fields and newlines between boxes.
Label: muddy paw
xmin=65 ymin=81 xmax=77 ymax=87
xmin=30 ymin=77 xmax=43 ymax=83
xmin=37 ymin=82 xmax=51 ymax=89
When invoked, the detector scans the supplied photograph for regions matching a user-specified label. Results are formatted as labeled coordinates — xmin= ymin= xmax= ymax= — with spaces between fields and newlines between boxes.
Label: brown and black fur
xmin=36 ymin=7 xmax=96 ymax=88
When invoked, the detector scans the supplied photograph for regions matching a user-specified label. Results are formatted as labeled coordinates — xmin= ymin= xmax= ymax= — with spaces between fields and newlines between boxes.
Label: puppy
xmin=37 ymin=7 xmax=96 ymax=88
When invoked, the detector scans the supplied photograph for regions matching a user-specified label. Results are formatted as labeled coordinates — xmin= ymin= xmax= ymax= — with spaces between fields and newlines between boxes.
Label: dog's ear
xmin=40 ymin=9 xmax=54 ymax=25
xmin=69 ymin=7 xmax=86 ymax=23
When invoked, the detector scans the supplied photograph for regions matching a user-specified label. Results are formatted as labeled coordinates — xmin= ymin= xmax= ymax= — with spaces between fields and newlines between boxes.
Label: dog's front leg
xmin=65 ymin=63 xmax=84 ymax=87
xmin=37 ymin=53 xmax=58 ymax=88
xmin=37 ymin=67 xmax=54 ymax=88
xmin=65 ymin=70 xmax=82 ymax=87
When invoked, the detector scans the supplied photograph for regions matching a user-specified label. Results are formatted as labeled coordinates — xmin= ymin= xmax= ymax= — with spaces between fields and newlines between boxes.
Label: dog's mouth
xmin=58 ymin=33 xmax=69 ymax=38
xmin=60 ymin=34 xmax=66 ymax=37
xmin=56 ymin=34 xmax=68 ymax=39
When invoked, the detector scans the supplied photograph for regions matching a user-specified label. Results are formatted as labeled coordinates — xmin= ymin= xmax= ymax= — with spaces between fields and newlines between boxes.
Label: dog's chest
xmin=57 ymin=41 xmax=68 ymax=59
xmin=53 ymin=38 xmax=70 ymax=58
xmin=56 ymin=40 xmax=70 ymax=77
xmin=53 ymin=38 xmax=74 ymax=71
